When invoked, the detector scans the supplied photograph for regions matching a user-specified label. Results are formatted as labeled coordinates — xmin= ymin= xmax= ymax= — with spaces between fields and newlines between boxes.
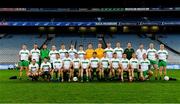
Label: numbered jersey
xmin=49 ymin=50 xmax=59 ymax=63
xmin=111 ymin=58 xmax=120 ymax=69
xmin=100 ymin=57 xmax=110 ymax=68
xmin=53 ymin=58 xmax=63 ymax=70
xmin=40 ymin=62 xmax=52 ymax=72
xmin=59 ymin=49 xmax=68 ymax=60
xmin=140 ymin=59 xmax=150 ymax=71
xmin=90 ymin=57 xmax=100 ymax=68
xmin=129 ymin=58 xmax=139 ymax=69
xmin=113 ymin=47 xmax=124 ymax=60
xmin=72 ymin=58 xmax=81 ymax=69
xmin=81 ymin=59 xmax=90 ymax=69
xmin=19 ymin=49 xmax=30 ymax=61
xmin=147 ymin=48 xmax=157 ymax=61
xmin=157 ymin=50 xmax=168 ymax=62
xmin=29 ymin=63 xmax=39 ymax=73
xmin=30 ymin=49 xmax=40 ymax=62
xmin=104 ymin=48 xmax=114 ymax=59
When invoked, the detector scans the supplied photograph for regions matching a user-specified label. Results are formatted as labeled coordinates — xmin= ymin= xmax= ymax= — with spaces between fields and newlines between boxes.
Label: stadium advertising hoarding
xmin=1 ymin=21 xmax=180 ymax=26
xmin=0 ymin=64 xmax=179 ymax=70
xmin=0 ymin=64 xmax=15 ymax=70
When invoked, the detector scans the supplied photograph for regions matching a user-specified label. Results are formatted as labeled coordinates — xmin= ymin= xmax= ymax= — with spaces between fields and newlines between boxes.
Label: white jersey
xmin=81 ymin=59 xmax=90 ymax=69
xmin=63 ymin=57 xmax=72 ymax=69
xmin=129 ymin=58 xmax=139 ymax=69
xmin=68 ymin=49 xmax=77 ymax=59
xmin=120 ymin=58 xmax=129 ymax=69
xmin=147 ymin=48 xmax=157 ymax=61
xmin=111 ymin=58 xmax=120 ymax=69
xmin=59 ymin=49 xmax=68 ymax=59
xmin=136 ymin=49 xmax=147 ymax=61
xmin=104 ymin=48 xmax=114 ymax=59
xmin=19 ymin=49 xmax=30 ymax=61
xmin=113 ymin=47 xmax=124 ymax=60
xmin=29 ymin=63 xmax=39 ymax=73
xmin=100 ymin=57 xmax=110 ymax=69
xmin=78 ymin=50 xmax=85 ymax=60
xmin=30 ymin=49 xmax=40 ymax=62
xmin=40 ymin=62 xmax=52 ymax=72
xmin=53 ymin=58 xmax=63 ymax=70
xmin=72 ymin=58 xmax=81 ymax=69
xmin=90 ymin=57 xmax=100 ymax=68
xmin=157 ymin=50 xmax=168 ymax=62
xmin=49 ymin=50 xmax=59 ymax=63
xmin=140 ymin=59 xmax=150 ymax=71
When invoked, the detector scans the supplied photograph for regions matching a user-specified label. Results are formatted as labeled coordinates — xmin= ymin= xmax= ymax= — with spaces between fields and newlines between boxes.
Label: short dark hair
xmin=44 ymin=57 xmax=48 ymax=59
xmin=93 ymin=52 xmax=97 ymax=54
xmin=79 ymin=45 xmax=83 ymax=47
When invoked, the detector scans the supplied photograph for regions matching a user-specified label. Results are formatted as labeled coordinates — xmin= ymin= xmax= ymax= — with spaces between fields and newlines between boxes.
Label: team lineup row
xmin=18 ymin=42 xmax=168 ymax=82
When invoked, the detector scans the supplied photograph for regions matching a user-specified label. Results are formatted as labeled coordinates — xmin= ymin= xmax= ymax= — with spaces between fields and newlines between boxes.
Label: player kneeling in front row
xmin=62 ymin=52 xmax=72 ymax=82
xmin=110 ymin=53 xmax=121 ymax=81
xmin=72 ymin=53 xmax=81 ymax=81
xmin=28 ymin=59 xmax=39 ymax=81
xmin=52 ymin=53 xmax=63 ymax=81
xmin=40 ymin=57 xmax=52 ymax=81
xmin=89 ymin=52 xmax=100 ymax=81
xmin=100 ymin=52 xmax=110 ymax=80
xmin=80 ymin=54 xmax=90 ymax=82
xmin=120 ymin=53 xmax=132 ymax=82
xmin=139 ymin=53 xmax=153 ymax=81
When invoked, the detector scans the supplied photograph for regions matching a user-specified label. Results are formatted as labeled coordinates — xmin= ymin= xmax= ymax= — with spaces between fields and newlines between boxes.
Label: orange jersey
xmin=85 ymin=49 xmax=94 ymax=59
xmin=95 ymin=48 xmax=104 ymax=59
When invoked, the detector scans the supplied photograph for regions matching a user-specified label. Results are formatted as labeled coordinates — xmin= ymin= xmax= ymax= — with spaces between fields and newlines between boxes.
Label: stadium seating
xmin=104 ymin=34 xmax=180 ymax=64
xmin=157 ymin=34 xmax=180 ymax=52
xmin=0 ymin=34 xmax=179 ymax=64
xmin=0 ymin=34 xmax=46 ymax=64
xmin=48 ymin=34 xmax=99 ymax=50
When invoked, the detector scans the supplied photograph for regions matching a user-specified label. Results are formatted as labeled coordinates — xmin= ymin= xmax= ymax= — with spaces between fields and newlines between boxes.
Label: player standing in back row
xmin=19 ymin=44 xmax=30 ymax=80
xmin=113 ymin=42 xmax=124 ymax=60
xmin=59 ymin=43 xmax=68 ymax=60
xmin=104 ymin=42 xmax=114 ymax=60
xmin=157 ymin=44 xmax=168 ymax=80
xmin=30 ymin=43 xmax=40 ymax=65
xmin=147 ymin=43 xmax=159 ymax=80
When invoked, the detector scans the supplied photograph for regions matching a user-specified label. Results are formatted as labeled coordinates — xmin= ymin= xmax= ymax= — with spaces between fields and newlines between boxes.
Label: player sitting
xmin=28 ymin=59 xmax=39 ymax=81
xmin=110 ymin=52 xmax=121 ymax=81
xmin=120 ymin=53 xmax=131 ymax=82
xmin=100 ymin=52 xmax=110 ymax=80
xmin=89 ymin=52 xmax=100 ymax=81
xmin=72 ymin=53 xmax=81 ymax=81
xmin=129 ymin=53 xmax=139 ymax=81
xmin=40 ymin=57 xmax=52 ymax=81
xmin=80 ymin=54 xmax=90 ymax=82
xmin=139 ymin=53 xmax=153 ymax=81
xmin=62 ymin=52 xmax=72 ymax=82
xmin=52 ymin=53 xmax=63 ymax=81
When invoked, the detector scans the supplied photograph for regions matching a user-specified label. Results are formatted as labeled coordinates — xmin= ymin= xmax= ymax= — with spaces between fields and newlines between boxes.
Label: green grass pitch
xmin=0 ymin=69 xmax=180 ymax=103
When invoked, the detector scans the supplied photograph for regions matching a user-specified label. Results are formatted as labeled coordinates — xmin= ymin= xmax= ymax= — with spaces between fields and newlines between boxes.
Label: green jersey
xmin=40 ymin=49 xmax=50 ymax=60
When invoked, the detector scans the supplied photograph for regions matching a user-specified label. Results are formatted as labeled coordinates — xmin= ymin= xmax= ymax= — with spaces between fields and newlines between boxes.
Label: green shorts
xmin=149 ymin=60 xmax=157 ymax=65
xmin=158 ymin=60 xmax=167 ymax=67
xmin=143 ymin=70 xmax=148 ymax=76
xmin=19 ymin=60 xmax=29 ymax=67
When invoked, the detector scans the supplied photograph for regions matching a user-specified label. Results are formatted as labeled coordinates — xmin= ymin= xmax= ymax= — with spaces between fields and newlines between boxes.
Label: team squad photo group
xmin=18 ymin=41 xmax=168 ymax=82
